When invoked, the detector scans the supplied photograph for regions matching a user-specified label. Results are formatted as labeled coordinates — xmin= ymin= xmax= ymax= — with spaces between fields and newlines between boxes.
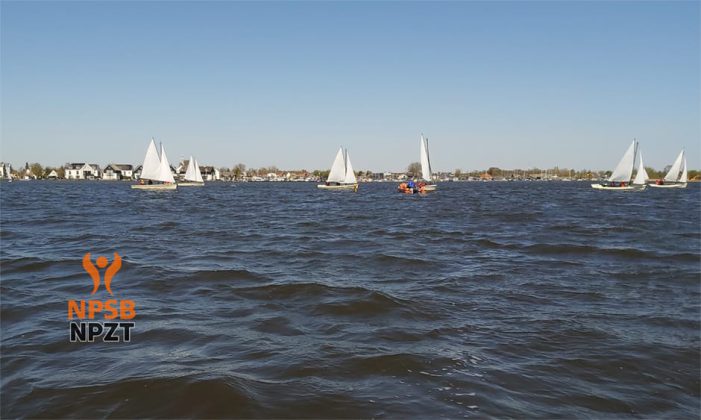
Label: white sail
xmin=608 ymin=140 xmax=636 ymax=183
xmin=193 ymin=158 xmax=204 ymax=183
xmin=326 ymin=147 xmax=346 ymax=183
xmin=680 ymin=155 xmax=688 ymax=183
xmin=420 ymin=135 xmax=432 ymax=181
xmin=155 ymin=143 xmax=175 ymax=183
xmin=184 ymin=156 xmax=197 ymax=181
xmin=633 ymin=151 xmax=649 ymax=185
xmin=664 ymin=150 xmax=685 ymax=182
xmin=343 ymin=149 xmax=357 ymax=184
xmin=183 ymin=156 xmax=204 ymax=182
xmin=140 ymin=138 xmax=162 ymax=181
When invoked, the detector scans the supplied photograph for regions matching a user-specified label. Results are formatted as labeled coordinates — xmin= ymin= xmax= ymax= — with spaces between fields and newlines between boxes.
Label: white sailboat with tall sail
xmin=591 ymin=140 xmax=640 ymax=191
xmin=419 ymin=134 xmax=437 ymax=191
xmin=317 ymin=147 xmax=358 ymax=191
xmin=132 ymin=138 xmax=177 ymax=190
xmin=398 ymin=134 xmax=437 ymax=193
xmin=650 ymin=150 xmax=687 ymax=188
xmin=179 ymin=156 xmax=204 ymax=186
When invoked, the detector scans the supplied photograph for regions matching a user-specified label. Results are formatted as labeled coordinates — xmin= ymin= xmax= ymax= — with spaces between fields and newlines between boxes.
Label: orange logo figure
xmin=82 ymin=252 xmax=122 ymax=295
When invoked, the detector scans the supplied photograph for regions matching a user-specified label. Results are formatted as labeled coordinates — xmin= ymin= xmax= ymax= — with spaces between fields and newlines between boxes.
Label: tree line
xmin=9 ymin=161 xmax=700 ymax=181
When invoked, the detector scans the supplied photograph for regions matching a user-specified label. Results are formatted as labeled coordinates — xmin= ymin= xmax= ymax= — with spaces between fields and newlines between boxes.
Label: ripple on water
xmin=0 ymin=181 xmax=699 ymax=418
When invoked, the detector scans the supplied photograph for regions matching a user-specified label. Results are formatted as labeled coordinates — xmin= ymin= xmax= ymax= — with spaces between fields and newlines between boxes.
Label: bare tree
xmin=232 ymin=163 xmax=246 ymax=180
xmin=407 ymin=162 xmax=421 ymax=177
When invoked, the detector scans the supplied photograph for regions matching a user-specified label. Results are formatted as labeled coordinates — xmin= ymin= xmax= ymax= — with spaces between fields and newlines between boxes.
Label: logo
xmin=83 ymin=252 xmax=121 ymax=295
xmin=68 ymin=252 xmax=136 ymax=342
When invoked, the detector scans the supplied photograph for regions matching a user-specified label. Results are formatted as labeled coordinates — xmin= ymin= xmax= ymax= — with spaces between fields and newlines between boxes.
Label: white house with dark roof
xmin=200 ymin=166 xmax=220 ymax=181
xmin=64 ymin=163 xmax=101 ymax=179
xmin=102 ymin=164 xmax=134 ymax=180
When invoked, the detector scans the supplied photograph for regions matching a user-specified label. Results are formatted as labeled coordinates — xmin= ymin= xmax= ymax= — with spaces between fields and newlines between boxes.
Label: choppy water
xmin=1 ymin=181 xmax=699 ymax=418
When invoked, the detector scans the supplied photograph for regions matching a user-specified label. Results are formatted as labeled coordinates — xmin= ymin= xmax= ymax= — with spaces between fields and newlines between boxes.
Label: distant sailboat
xmin=132 ymin=138 xmax=177 ymax=190
xmin=317 ymin=147 xmax=358 ymax=191
xmin=398 ymin=134 xmax=436 ymax=193
xmin=179 ymin=156 xmax=204 ymax=186
xmin=650 ymin=150 xmax=687 ymax=189
xmin=419 ymin=134 xmax=437 ymax=192
xmin=591 ymin=140 xmax=642 ymax=191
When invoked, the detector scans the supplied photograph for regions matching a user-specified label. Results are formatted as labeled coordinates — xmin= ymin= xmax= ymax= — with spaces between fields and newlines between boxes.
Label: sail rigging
xmin=343 ymin=149 xmax=357 ymax=184
xmin=608 ymin=140 xmax=637 ymax=183
xmin=184 ymin=156 xmax=204 ymax=183
xmin=420 ymin=135 xmax=432 ymax=181
xmin=663 ymin=150 xmax=685 ymax=182
xmin=633 ymin=151 xmax=649 ymax=185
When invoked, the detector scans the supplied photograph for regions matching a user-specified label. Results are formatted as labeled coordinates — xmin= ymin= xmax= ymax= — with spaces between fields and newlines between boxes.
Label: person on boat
xmin=407 ymin=179 xmax=416 ymax=189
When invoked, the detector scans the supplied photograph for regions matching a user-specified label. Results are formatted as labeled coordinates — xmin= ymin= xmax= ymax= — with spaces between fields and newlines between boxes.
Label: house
xmin=175 ymin=160 xmax=188 ymax=177
xmin=133 ymin=165 xmax=142 ymax=180
xmin=64 ymin=163 xmax=101 ymax=179
xmin=102 ymin=164 xmax=134 ymax=180
xmin=200 ymin=166 xmax=220 ymax=181
xmin=47 ymin=170 xmax=59 ymax=179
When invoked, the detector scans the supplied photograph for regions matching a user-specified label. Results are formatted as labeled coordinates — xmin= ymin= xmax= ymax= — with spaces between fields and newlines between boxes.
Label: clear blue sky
xmin=1 ymin=1 xmax=699 ymax=172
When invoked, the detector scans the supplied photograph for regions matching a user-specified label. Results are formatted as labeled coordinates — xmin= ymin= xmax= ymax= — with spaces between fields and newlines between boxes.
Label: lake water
xmin=1 ymin=181 xmax=699 ymax=417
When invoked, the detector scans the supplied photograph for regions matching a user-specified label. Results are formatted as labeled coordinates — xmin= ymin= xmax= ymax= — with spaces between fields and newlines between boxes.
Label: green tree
xmin=29 ymin=162 xmax=43 ymax=178
xmin=454 ymin=169 xmax=462 ymax=179
xmin=56 ymin=167 xmax=65 ymax=179
xmin=645 ymin=167 xmax=663 ymax=179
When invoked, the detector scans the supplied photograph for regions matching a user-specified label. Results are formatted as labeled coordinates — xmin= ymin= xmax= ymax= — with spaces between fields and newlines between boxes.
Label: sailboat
xmin=179 ymin=156 xmax=204 ymax=186
xmin=632 ymin=150 xmax=649 ymax=190
xmin=317 ymin=147 xmax=358 ymax=191
xmin=649 ymin=150 xmax=687 ymax=188
xmin=398 ymin=134 xmax=436 ymax=193
xmin=419 ymin=134 xmax=437 ymax=191
xmin=591 ymin=140 xmax=642 ymax=191
xmin=131 ymin=138 xmax=177 ymax=190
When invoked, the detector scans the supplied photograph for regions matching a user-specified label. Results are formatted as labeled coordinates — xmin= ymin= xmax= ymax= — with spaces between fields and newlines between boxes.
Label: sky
xmin=1 ymin=1 xmax=699 ymax=172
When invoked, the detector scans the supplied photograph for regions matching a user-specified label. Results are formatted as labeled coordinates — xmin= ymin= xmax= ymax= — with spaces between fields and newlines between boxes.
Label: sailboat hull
xmin=317 ymin=184 xmax=358 ymax=191
xmin=648 ymin=183 xmax=687 ymax=189
xmin=421 ymin=184 xmax=437 ymax=192
xmin=131 ymin=183 xmax=177 ymax=190
xmin=591 ymin=183 xmax=645 ymax=191
xmin=178 ymin=182 xmax=205 ymax=187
